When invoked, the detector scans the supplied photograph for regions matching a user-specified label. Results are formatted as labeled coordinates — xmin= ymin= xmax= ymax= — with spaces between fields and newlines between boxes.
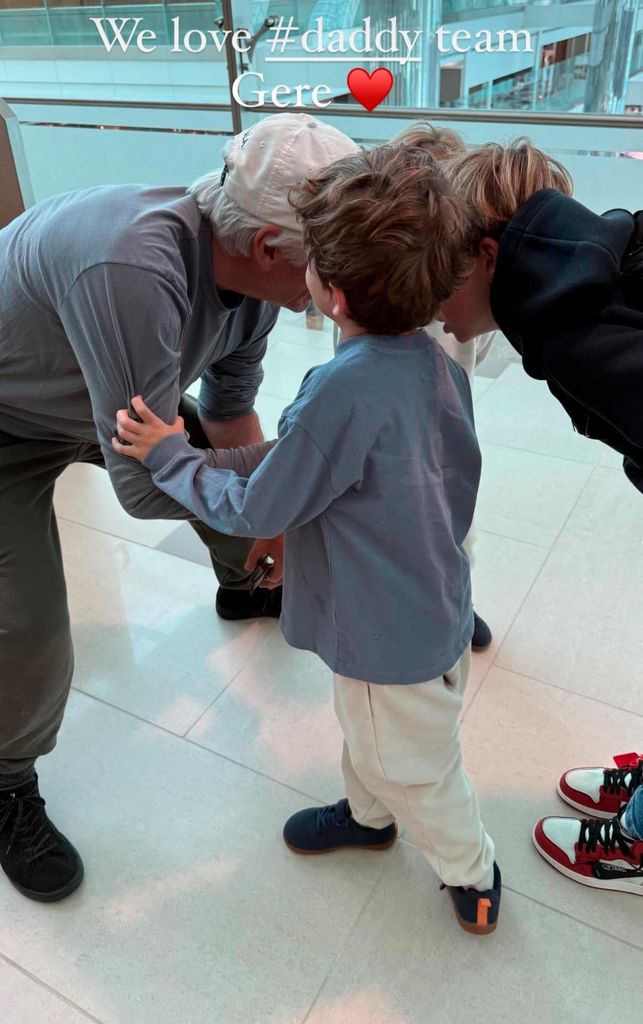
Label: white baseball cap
xmin=220 ymin=114 xmax=360 ymax=235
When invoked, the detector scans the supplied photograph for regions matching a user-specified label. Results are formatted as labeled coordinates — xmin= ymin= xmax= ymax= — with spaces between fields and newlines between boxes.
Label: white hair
xmin=188 ymin=149 xmax=305 ymax=264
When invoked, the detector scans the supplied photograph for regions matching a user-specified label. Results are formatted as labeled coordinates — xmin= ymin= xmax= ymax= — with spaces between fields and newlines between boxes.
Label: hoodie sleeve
xmin=543 ymin=316 xmax=643 ymax=453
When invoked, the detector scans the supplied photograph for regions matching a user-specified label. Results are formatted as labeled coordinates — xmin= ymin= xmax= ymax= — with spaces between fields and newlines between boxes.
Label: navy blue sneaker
xmin=472 ymin=611 xmax=492 ymax=651
xmin=441 ymin=862 xmax=501 ymax=935
xmin=283 ymin=798 xmax=397 ymax=854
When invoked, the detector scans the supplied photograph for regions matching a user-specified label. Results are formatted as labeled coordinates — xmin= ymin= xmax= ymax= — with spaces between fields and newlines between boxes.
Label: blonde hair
xmin=445 ymin=137 xmax=573 ymax=237
xmin=392 ymin=121 xmax=467 ymax=161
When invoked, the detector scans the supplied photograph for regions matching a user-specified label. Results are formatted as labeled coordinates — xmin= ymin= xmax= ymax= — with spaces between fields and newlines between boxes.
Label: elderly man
xmin=0 ymin=113 xmax=357 ymax=902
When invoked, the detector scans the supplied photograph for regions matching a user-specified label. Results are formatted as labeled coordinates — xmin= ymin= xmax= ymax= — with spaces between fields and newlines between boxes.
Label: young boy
xmin=112 ymin=144 xmax=501 ymax=935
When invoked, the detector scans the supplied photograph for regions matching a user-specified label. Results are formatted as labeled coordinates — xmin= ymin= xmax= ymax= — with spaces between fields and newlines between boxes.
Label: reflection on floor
xmin=3 ymin=309 xmax=641 ymax=1024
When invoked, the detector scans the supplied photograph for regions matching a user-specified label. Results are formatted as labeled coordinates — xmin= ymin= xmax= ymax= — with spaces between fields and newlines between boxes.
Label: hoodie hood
xmin=490 ymin=189 xmax=635 ymax=378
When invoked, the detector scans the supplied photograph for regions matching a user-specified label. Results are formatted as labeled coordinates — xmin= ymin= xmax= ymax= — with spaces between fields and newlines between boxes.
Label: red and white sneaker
xmin=533 ymin=809 xmax=643 ymax=894
xmin=557 ymin=752 xmax=643 ymax=820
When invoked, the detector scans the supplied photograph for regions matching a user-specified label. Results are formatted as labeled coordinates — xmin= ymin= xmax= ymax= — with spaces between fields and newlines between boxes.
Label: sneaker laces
xmin=578 ymin=809 xmax=636 ymax=860
xmin=603 ymin=759 xmax=643 ymax=798
xmin=0 ymin=780 xmax=58 ymax=864
xmin=314 ymin=800 xmax=349 ymax=832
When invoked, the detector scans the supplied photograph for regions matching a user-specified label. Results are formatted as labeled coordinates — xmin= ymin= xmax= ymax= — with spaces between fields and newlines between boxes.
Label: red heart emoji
xmin=347 ymin=68 xmax=394 ymax=111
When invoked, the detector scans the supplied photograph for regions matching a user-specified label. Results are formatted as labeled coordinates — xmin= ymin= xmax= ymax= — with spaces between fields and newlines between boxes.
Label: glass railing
xmin=534 ymin=52 xmax=589 ymax=113
xmin=0 ymin=2 xmax=230 ymax=46
xmin=4 ymin=98 xmax=641 ymax=210
xmin=0 ymin=0 xmax=330 ymax=44
xmin=490 ymin=69 xmax=535 ymax=111
xmin=632 ymin=29 xmax=643 ymax=76
xmin=443 ymin=0 xmax=526 ymax=13
xmin=458 ymin=54 xmax=592 ymax=114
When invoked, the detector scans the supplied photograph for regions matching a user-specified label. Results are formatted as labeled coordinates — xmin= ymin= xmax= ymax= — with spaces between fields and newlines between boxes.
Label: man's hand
xmin=245 ymin=535 xmax=284 ymax=589
xmin=112 ymin=395 xmax=185 ymax=462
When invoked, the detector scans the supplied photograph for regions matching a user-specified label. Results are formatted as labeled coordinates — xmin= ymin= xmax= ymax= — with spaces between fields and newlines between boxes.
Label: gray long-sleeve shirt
xmin=143 ymin=331 xmax=481 ymax=684
xmin=0 ymin=185 xmax=278 ymax=518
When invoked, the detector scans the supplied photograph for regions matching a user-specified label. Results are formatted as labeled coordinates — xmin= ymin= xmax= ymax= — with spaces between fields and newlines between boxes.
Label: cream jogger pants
xmin=333 ymin=648 xmax=495 ymax=888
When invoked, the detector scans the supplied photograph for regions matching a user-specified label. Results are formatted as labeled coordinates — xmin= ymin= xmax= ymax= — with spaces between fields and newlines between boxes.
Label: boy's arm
xmin=201 ymin=439 xmax=276 ymax=476
xmin=141 ymin=417 xmax=347 ymax=539
xmin=203 ymin=439 xmax=282 ymax=587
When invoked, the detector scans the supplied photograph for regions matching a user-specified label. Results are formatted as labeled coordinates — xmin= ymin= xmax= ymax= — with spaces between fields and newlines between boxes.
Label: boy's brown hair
xmin=392 ymin=121 xmax=467 ymax=161
xmin=290 ymin=143 xmax=480 ymax=335
xmin=445 ymin=137 xmax=573 ymax=238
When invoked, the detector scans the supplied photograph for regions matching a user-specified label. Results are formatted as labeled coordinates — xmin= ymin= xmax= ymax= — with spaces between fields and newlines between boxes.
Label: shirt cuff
xmin=142 ymin=434 xmax=193 ymax=475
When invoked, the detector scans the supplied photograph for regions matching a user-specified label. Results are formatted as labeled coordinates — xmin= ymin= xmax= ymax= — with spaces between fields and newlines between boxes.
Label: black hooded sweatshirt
xmin=490 ymin=189 xmax=643 ymax=493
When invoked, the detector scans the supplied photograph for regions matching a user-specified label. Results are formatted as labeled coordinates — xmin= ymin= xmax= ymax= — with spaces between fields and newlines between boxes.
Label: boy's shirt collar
xmin=336 ymin=329 xmax=430 ymax=354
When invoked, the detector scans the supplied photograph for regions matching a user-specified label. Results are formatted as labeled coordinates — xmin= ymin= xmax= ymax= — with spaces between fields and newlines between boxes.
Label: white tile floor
xmin=4 ymin=312 xmax=641 ymax=1024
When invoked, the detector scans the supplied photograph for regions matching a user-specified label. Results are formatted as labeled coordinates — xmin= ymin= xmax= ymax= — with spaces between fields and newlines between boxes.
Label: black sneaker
xmin=215 ymin=585 xmax=282 ymax=621
xmin=441 ymin=862 xmax=502 ymax=935
xmin=471 ymin=611 xmax=492 ymax=651
xmin=0 ymin=773 xmax=84 ymax=902
xmin=283 ymin=798 xmax=397 ymax=854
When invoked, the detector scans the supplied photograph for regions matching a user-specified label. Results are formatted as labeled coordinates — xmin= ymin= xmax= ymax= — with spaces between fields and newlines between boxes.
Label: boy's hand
xmin=112 ymin=395 xmax=185 ymax=462
xmin=245 ymin=535 xmax=284 ymax=589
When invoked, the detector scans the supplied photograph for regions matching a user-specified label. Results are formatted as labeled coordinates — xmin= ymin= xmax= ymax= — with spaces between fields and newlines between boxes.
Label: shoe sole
xmin=445 ymin=888 xmax=499 ymax=936
xmin=9 ymin=858 xmax=84 ymax=903
xmin=532 ymin=826 xmax=643 ymax=895
xmin=215 ymin=604 xmax=280 ymax=622
xmin=451 ymin=908 xmax=498 ymax=936
xmin=284 ymin=833 xmax=397 ymax=856
xmin=444 ymin=888 xmax=499 ymax=937
xmin=556 ymin=781 xmax=623 ymax=820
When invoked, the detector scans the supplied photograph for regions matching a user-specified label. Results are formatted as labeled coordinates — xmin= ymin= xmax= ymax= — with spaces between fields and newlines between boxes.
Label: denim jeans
xmin=623 ymin=785 xmax=643 ymax=839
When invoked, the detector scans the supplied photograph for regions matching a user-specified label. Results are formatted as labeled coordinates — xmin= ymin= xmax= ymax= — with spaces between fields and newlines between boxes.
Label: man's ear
xmin=251 ymin=225 xmax=282 ymax=270
xmin=330 ymin=284 xmax=348 ymax=319
xmin=479 ymin=237 xmax=499 ymax=280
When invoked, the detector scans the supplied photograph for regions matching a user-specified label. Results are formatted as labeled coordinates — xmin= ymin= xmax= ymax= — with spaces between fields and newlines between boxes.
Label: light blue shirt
xmin=143 ymin=330 xmax=481 ymax=684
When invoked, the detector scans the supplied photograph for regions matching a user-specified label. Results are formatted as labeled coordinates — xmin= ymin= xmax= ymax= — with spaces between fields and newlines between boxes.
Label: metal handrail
xmin=220 ymin=0 xmax=241 ymax=133
xmin=3 ymin=96 xmax=643 ymax=129
xmin=3 ymin=98 xmax=233 ymax=111
xmin=15 ymin=121 xmax=234 ymax=135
